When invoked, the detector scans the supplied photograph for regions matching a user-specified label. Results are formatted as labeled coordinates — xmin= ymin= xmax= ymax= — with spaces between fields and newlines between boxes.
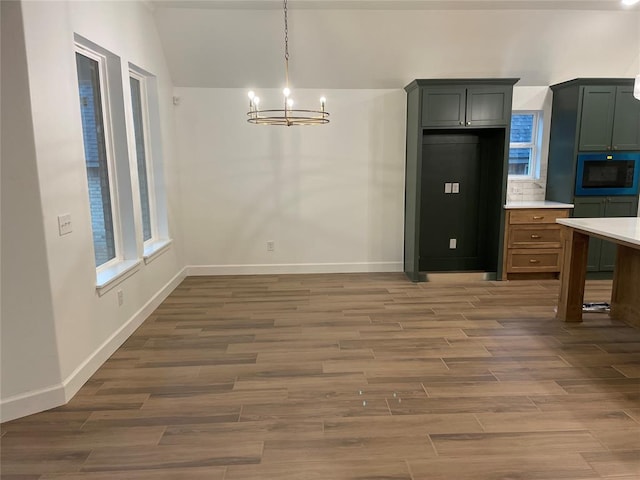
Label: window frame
xmin=75 ymin=44 xmax=124 ymax=273
xmin=128 ymin=69 xmax=158 ymax=247
xmin=508 ymin=110 xmax=541 ymax=179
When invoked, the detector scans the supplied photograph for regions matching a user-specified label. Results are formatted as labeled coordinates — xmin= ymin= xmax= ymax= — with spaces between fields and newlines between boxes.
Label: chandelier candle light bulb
xmin=246 ymin=0 xmax=329 ymax=126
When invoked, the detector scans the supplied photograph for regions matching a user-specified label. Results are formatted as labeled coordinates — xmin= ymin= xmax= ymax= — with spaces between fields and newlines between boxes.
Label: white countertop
xmin=504 ymin=201 xmax=574 ymax=209
xmin=557 ymin=217 xmax=640 ymax=248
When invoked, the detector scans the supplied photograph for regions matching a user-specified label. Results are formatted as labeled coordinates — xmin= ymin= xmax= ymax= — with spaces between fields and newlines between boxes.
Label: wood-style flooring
xmin=2 ymin=273 xmax=639 ymax=479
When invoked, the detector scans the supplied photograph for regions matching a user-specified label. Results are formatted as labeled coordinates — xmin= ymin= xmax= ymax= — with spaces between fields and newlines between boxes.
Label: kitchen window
xmin=509 ymin=112 xmax=540 ymax=177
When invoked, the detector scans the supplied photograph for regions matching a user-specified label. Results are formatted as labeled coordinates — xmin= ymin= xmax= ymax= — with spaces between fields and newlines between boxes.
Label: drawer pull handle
xmin=532 ymin=216 xmax=544 ymax=220
xmin=529 ymin=259 xmax=540 ymax=264
xmin=530 ymin=234 xmax=541 ymax=239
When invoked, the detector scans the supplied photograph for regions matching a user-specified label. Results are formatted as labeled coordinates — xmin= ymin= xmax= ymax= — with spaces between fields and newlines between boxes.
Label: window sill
xmin=96 ymin=260 xmax=141 ymax=296
xmin=143 ymin=238 xmax=173 ymax=265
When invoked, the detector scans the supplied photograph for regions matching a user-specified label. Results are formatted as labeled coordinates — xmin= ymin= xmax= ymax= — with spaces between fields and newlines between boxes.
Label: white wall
xmin=175 ymin=88 xmax=406 ymax=274
xmin=0 ymin=0 xmax=185 ymax=422
xmin=1 ymin=0 xmax=64 ymax=413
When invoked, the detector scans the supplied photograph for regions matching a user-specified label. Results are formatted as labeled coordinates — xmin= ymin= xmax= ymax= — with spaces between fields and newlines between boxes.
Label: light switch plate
xmin=449 ymin=238 xmax=457 ymax=249
xmin=444 ymin=183 xmax=452 ymax=194
xmin=58 ymin=213 xmax=72 ymax=236
xmin=452 ymin=183 xmax=460 ymax=194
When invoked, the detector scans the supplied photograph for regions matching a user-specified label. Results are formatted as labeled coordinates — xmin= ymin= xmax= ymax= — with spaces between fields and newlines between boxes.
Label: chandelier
xmin=246 ymin=0 xmax=329 ymax=126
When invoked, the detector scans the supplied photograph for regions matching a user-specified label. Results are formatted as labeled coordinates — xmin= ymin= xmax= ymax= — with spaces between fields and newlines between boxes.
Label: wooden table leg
xmin=557 ymin=226 xmax=589 ymax=322
xmin=611 ymin=244 xmax=640 ymax=327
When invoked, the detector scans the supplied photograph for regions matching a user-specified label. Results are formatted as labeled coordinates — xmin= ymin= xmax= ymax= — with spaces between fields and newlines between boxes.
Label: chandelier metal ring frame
xmin=246 ymin=0 xmax=329 ymax=126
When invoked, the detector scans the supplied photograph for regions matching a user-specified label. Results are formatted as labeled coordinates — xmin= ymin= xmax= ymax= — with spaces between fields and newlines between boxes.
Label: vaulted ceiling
xmin=150 ymin=0 xmax=640 ymax=88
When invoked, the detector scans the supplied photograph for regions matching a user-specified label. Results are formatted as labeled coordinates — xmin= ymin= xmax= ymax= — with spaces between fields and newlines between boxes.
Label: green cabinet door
xmin=578 ymin=86 xmax=616 ymax=151
xmin=572 ymin=196 xmax=639 ymax=273
xmin=599 ymin=197 xmax=640 ymax=271
xmin=421 ymin=87 xmax=466 ymax=127
xmin=572 ymin=197 xmax=606 ymax=272
xmin=466 ymin=86 xmax=510 ymax=126
xmin=421 ymin=85 xmax=511 ymax=128
xmin=611 ymin=87 xmax=640 ymax=151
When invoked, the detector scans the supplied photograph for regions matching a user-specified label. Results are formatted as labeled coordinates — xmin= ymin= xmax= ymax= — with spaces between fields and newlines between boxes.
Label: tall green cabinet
xmin=404 ymin=79 xmax=518 ymax=282
xmin=545 ymin=78 xmax=640 ymax=275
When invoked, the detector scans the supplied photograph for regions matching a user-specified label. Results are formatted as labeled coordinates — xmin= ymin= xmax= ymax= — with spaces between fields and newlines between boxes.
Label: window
xmin=509 ymin=112 xmax=540 ymax=177
xmin=76 ymin=37 xmax=141 ymax=292
xmin=129 ymin=72 xmax=155 ymax=244
xmin=76 ymin=49 xmax=119 ymax=268
xmin=127 ymin=64 xmax=171 ymax=263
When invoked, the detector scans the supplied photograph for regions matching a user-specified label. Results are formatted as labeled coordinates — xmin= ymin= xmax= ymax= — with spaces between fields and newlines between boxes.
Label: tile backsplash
xmin=506 ymin=178 xmax=546 ymax=203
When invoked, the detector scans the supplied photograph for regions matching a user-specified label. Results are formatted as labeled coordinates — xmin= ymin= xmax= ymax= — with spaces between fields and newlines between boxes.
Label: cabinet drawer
xmin=509 ymin=209 xmax=569 ymax=225
xmin=508 ymin=225 xmax=562 ymax=248
xmin=507 ymin=249 xmax=562 ymax=273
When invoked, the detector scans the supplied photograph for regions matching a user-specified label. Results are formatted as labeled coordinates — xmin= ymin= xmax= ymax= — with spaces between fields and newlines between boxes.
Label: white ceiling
xmin=151 ymin=0 xmax=640 ymax=89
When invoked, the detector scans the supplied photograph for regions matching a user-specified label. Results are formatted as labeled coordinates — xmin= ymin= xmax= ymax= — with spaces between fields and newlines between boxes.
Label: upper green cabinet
xmin=421 ymin=84 xmax=511 ymax=128
xmin=612 ymin=86 xmax=640 ymax=150
xmin=579 ymin=85 xmax=640 ymax=151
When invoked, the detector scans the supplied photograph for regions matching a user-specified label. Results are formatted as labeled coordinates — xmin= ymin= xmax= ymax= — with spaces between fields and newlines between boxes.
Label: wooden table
xmin=556 ymin=217 xmax=640 ymax=326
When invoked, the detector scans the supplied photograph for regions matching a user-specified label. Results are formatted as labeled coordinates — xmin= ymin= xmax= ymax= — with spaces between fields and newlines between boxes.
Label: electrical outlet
xmin=117 ymin=289 xmax=124 ymax=306
xmin=58 ymin=213 xmax=72 ymax=236
xmin=267 ymin=241 xmax=275 ymax=252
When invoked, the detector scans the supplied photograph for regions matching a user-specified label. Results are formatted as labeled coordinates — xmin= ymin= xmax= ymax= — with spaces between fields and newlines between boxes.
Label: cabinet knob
xmin=466 ymin=122 xmax=471 ymax=126
xmin=606 ymin=146 xmax=611 ymax=150
xmin=529 ymin=259 xmax=540 ymax=264
xmin=613 ymin=146 xmax=618 ymax=150
xmin=459 ymin=121 xmax=464 ymax=125
xmin=530 ymin=234 xmax=541 ymax=239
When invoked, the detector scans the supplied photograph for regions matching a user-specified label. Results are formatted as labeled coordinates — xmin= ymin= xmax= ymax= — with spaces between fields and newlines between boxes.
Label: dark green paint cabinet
xmin=546 ymin=78 xmax=640 ymax=206
xmin=573 ymin=196 xmax=638 ymax=272
xmin=421 ymin=85 xmax=511 ymax=128
xmin=579 ymin=85 xmax=640 ymax=152
xmin=404 ymin=79 xmax=518 ymax=282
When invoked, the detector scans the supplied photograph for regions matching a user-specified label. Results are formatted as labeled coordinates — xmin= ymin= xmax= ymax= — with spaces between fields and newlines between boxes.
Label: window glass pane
xmin=508 ymin=148 xmax=532 ymax=176
xmin=510 ymin=114 xmax=534 ymax=143
xmin=129 ymin=76 xmax=152 ymax=242
xmin=76 ymin=52 xmax=116 ymax=267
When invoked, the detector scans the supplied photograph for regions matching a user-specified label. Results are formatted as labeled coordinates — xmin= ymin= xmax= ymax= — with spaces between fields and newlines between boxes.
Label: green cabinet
xmin=546 ymin=78 xmax=640 ymax=205
xmin=573 ymin=196 xmax=638 ymax=272
xmin=612 ymin=87 xmax=640 ymax=151
xmin=404 ymin=79 xmax=518 ymax=281
xmin=421 ymin=85 xmax=511 ymax=128
xmin=579 ymin=85 xmax=640 ymax=152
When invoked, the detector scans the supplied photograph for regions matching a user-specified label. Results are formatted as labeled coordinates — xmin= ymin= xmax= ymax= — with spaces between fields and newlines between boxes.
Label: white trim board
xmin=0 ymin=267 xmax=187 ymax=423
xmin=186 ymin=262 xmax=403 ymax=276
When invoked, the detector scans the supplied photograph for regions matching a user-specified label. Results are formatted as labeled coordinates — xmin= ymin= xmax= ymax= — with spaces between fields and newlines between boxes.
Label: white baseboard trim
xmin=185 ymin=262 xmax=403 ymax=276
xmin=0 ymin=384 xmax=66 ymax=424
xmin=0 ymin=267 xmax=187 ymax=423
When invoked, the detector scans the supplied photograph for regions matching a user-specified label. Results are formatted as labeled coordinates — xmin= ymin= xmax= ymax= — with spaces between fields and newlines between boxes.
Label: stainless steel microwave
xmin=575 ymin=152 xmax=640 ymax=196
